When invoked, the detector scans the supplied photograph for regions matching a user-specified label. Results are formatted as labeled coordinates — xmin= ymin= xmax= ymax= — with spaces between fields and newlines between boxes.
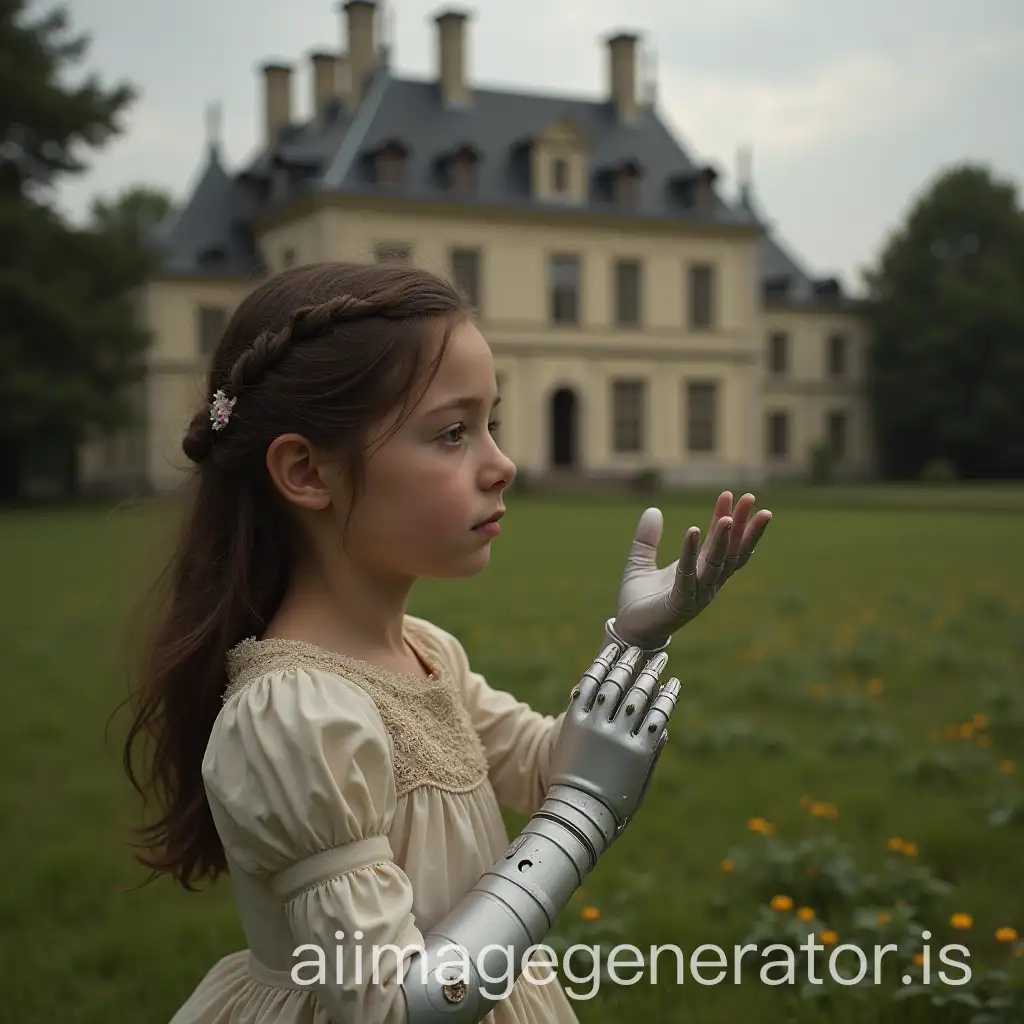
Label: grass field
xmin=2 ymin=485 xmax=1023 ymax=1023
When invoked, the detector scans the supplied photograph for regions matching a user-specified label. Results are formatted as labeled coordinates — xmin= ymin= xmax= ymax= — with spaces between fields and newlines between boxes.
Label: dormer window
xmin=197 ymin=246 xmax=226 ymax=267
xmin=451 ymin=152 xmax=475 ymax=191
xmin=693 ymin=166 xmax=718 ymax=213
xmin=437 ymin=145 xmax=479 ymax=192
xmin=814 ymin=277 xmax=841 ymax=301
xmin=593 ymin=159 xmax=643 ymax=208
xmin=764 ymin=275 xmax=791 ymax=301
xmin=552 ymin=158 xmax=569 ymax=193
xmin=272 ymin=164 xmax=289 ymax=201
xmin=668 ymin=165 xmax=719 ymax=214
xmin=372 ymin=140 xmax=409 ymax=186
xmin=613 ymin=162 xmax=642 ymax=206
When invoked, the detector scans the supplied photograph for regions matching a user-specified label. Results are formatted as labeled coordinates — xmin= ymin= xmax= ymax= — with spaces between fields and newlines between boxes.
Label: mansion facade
xmin=80 ymin=2 xmax=875 ymax=493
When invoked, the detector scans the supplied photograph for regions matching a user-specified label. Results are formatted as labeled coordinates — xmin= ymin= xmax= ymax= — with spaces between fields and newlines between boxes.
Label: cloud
xmin=657 ymin=31 xmax=1020 ymax=165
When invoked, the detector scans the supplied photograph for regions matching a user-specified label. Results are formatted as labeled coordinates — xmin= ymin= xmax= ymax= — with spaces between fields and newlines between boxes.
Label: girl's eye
xmin=439 ymin=419 xmax=500 ymax=446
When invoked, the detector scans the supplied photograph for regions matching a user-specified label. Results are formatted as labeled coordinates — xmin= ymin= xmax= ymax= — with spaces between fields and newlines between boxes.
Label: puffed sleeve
xmin=417 ymin=620 xmax=565 ymax=817
xmin=202 ymin=665 xmax=422 ymax=1024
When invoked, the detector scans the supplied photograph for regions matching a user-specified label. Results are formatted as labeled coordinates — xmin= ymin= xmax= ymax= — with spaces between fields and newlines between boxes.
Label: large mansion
xmin=79 ymin=2 xmax=875 ymax=493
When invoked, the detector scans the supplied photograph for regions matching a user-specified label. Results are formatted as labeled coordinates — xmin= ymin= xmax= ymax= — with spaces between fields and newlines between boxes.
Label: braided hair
xmin=121 ymin=261 xmax=473 ymax=891
xmin=183 ymin=291 xmax=404 ymax=463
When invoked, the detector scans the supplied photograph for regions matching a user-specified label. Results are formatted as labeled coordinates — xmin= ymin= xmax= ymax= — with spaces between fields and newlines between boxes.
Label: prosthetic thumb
xmin=625 ymin=507 xmax=664 ymax=571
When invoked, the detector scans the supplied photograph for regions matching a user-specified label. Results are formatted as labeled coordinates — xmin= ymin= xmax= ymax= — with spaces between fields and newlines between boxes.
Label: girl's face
xmin=338 ymin=320 xmax=517 ymax=581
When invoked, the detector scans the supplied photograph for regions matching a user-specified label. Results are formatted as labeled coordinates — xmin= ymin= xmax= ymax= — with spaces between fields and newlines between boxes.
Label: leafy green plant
xmin=831 ymin=723 xmax=900 ymax=754
xmin=894 ymin=965 xmax=1024 ymax=1023
xmin=984 ymin=791 xmax=1024 ymax=830
xmin=718 ymin=833 xmax=953 ymax=924
xmin=898 ymin=747 xmax=994 ymax=790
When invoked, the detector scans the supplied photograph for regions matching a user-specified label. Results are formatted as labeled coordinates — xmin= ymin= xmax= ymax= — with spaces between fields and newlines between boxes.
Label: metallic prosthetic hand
xmin=546 ymin=643 xmax=676 ymax=844
xmin=401 ymin=644 xmax=681 ymax=1022
xmin=612 ymin=494 xmax=773 ymax=652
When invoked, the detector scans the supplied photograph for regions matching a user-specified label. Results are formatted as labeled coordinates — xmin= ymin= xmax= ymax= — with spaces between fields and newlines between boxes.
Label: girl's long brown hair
xmin=120 ymin=261 xmax=472 ymax=890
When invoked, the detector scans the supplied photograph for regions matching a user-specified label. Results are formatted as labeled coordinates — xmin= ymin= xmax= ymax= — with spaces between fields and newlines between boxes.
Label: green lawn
xmin=2 ymin=486 xmax=1023 ymax=1022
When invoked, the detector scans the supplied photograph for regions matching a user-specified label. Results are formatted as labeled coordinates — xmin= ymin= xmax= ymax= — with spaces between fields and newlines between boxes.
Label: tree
xmin=91 ymin=184 xmax=174 ymax=248
xmin=0 ymin=2 xmax=153 ymax=501
xmin=864 ymin=164 xmax=1024 ymax=480
xmin=89 ymin=183 xmax=175 ymax=286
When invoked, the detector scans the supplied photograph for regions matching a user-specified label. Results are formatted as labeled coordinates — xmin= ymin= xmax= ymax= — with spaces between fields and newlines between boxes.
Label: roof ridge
xmin=320 ymin=67 xmax=393 ymax=190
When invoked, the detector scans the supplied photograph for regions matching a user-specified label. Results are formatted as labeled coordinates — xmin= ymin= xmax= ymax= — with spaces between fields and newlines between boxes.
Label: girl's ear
xmin=265 ymin=433 xmax=333 ymax=511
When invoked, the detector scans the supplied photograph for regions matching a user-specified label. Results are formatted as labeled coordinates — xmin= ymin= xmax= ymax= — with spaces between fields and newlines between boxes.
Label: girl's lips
xmin=473 ymin=508 xmax=505 ymax=528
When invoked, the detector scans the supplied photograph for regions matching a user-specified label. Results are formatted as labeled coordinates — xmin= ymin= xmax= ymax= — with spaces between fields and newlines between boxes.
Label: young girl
xmin=122 ymin=261 xmax=770 ymax=1024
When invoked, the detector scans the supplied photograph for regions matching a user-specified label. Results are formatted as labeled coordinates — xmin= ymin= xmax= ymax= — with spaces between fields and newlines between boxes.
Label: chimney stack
xmin=606 ymin=32 xmax=639 ymax=124
xmin=434 ymin=9 xmax=471 ymax=108
xmin=261 ymin=62 xmax=292 ymax=145
xmin=310 ymin=52 xmax=340 ymax=124
xmin=342 ymin=0 xmax=377 ymax=109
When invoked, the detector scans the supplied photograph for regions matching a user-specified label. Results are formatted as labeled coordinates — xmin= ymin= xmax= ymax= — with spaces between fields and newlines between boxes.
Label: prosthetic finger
xmin=570 ymin=642 xmax=619 ymax=713
xmin=696 ymin=522 xmax=731 ymax=607
xmin=637 ymin=676 xmax=682 ymax=738
xmin=669 ymin=528 xmax=700 ymax=617
xmin=594 ymin=645 xmax=643 ymax=716
xmin=614 ymin=652 xmax=669 ymax=727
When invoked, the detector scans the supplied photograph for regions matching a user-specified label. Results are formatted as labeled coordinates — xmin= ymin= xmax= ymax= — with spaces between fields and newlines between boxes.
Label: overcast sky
xmin=51 ymin=0 xmax=1024 ymax=295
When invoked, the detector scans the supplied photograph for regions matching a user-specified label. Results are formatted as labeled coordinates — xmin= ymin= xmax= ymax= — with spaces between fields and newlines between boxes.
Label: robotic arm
xmin=400 ymin=642 xmax=681 ymax=1021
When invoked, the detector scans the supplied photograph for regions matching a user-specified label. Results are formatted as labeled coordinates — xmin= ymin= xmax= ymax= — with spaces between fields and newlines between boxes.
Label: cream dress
xmin=168 ymin=614 xmax=581 ymax=1024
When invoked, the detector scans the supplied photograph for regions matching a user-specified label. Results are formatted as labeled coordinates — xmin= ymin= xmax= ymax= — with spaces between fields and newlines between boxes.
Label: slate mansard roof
xmin=157 ymin=58 xmax=853 ymax=310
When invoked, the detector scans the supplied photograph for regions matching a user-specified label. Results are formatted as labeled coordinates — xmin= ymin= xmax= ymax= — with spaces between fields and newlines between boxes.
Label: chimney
xmin=310 ymin=52 xmax=340 ymax=124
xmin=606 ymin=32 xmax=639 ymax=124
xmin=342 ymin=0 xmax=377 ymax=109
xmin=337 ymin=53 xmax=352 ymax=99
xmin=261 ymin=62 xmax=292 ymax=146
xmin=434 ymin=10 xmax=471 ymax=107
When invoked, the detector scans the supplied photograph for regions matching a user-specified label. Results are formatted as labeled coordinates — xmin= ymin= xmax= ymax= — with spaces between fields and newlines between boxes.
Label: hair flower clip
xmin=209 ymin=389 xmax=237 ymax=431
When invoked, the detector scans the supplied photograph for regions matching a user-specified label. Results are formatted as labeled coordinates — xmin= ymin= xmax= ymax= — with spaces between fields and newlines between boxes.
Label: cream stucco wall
xmin=79 ymin=198 xmax=875 ymax=493
xmin=761 ymin=308 xmax=875 ymax=479
xmin=256 ymin=201 xmax=768 ymax=483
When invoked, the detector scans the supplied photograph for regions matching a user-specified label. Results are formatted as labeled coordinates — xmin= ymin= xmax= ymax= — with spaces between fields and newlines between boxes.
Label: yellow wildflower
xmin=999 ymin=760 xmax=1016 ymax=775
xmin=747 ymin=817 xmax=774 ymax=835
xmin=797 ymin=907 xmax=815 ymax=922
xmin=995 ymin=927 xmax=1017 ymax=943
xmin=903 ymin=841 xmax=918 ymax=857
xmin=950 ymin=913 xmax=973 ymax=930
xmin=811 ymin=802 xmax=838 ymax=819
xmin=960 ymin=722 xmax=975 ymax=739
xmin=581 ymin=906 xmax=600 ymax=922
xmin=867 ymin=678 xmax=884 ymax=695
xmin=720 ymin=859 xmax=734 ymax=873
xmin=820 ymin=930 xmax=838 ymax=945
xmin=913 ymin=952 xmax=925 ymax=967
xmin=972 ymin=713 xmax=988 ymax=729
xmin=877 ymin=912 xmax=891 ymax=925
xmin=887 ymin=837 xmax=904 ymax=852
xmin=770 ymin=895 xmax=793 ymax=911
